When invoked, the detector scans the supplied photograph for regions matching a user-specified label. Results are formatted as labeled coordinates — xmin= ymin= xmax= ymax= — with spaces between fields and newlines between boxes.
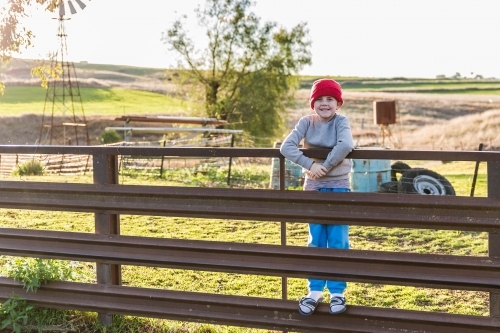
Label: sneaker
xmin=298 ymin=297 xmax=323 ymax=316
xmin=329 ymin=295 xmax=346 ymax=314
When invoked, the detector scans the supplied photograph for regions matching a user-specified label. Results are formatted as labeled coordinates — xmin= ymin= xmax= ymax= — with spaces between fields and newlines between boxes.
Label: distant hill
xmin=4 ymin=58 xmax=500 ymax=95
xmin=3 ymin=58 xmax=166 ymax=77
xmin=1 ymin=58 xmax=169 ymax=93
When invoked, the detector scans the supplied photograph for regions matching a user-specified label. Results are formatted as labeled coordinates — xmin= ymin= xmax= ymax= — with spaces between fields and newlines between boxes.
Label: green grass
xmin=0 ymin=161 xmax=492 ymax=332
xmin=0 ymin=86 xmax=200 ymax=116
xmin=342 ymin=81 xmax=500 ymax=94
xmin=299 ymin=76 xmax=500 ymax=94
xmin=424 ymin=88 xmax=500 ymax=95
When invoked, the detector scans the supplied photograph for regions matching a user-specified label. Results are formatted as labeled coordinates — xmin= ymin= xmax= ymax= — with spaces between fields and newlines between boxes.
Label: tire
xmin=380 ymin=181 xmax=399 ymax=193
xmin=398 ymin=168 xmax=455 ymax=196
xmin=391 ymin=161 xmax=412 ymax=181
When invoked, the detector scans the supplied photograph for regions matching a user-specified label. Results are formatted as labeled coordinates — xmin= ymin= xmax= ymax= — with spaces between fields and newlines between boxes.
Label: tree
xmin=0 ymin=0 xmax=59 ymax=94
xmin=162 ymin=0 xmax=311 ymax=139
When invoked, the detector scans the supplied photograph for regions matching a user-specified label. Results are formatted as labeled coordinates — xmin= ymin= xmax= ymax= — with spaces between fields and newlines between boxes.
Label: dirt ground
xmin=1 ymin=91 xmax=500 ymax=149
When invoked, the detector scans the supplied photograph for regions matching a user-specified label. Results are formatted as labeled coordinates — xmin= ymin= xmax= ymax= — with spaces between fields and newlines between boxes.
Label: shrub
xmin=12 ymin=159 xmax=43 ymax=176
xmin=0 ymin=295 xmax=33 ymax=333
xmin=100 ymin=129 xmax=122 ymax=144
xmin=6 ymin=258 xmax=74 ymax=292
xmin=2 ymin=258 xmax=75 ymax=332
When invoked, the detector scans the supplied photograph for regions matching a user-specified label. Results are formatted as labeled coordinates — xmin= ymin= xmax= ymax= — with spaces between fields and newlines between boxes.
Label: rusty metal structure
xmin=109 ymin=115 xmax=239 ymax=143
xmin=373 ymin=100 xmax=402 ymax=148
xmin=0 ymin=146 xmax=499 ymax=332
xmin=38 ymin=5 xmax=89 ymax=146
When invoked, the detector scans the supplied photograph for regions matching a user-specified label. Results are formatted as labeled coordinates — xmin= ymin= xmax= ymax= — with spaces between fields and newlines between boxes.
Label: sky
xmin=5 ymin=0 xmax=500 ymax=78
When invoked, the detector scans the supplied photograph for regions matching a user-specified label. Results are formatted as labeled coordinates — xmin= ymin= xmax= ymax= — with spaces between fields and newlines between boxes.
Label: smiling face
xmin=313 ymin=96 xmax=340 ymax=121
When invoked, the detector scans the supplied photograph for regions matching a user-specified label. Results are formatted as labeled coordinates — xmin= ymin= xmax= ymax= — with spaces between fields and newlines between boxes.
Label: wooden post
xmin=487 ymin=160 xmax=500 ymax=317
xmin=93 ymin=154 xmax=121 ymax=326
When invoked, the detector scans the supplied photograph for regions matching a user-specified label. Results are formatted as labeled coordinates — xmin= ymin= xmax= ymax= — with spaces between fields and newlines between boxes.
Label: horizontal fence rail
xmin=0 ymin=181 xmax=499 ymax=231
xmin=0 ymin=146 xmax=500 ymax=333
xmin=0 ymin=277 xmax=498 ymax=333
xmin=0 ymin=145 xmax=500 ymax=161
xmin=0 ymin=228 xmax=499 ymax=292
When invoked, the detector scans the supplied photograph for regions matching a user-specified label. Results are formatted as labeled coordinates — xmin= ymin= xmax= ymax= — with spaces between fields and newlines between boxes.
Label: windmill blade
xmin=59 ymin=2 xmax=66 ymax=17
xmin=74 ymin=0 xmax=86 ymax=10
xmin=67 ymin=1 xmax=77 ymax=15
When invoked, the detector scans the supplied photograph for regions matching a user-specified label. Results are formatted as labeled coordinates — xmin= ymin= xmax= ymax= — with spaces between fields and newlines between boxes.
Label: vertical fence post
xmin=93 ymin=154 xmax=121 ymax=326
xmin=279 ymin=155 xmax=288 ymax=333
xmin=279 ymin=155 xmax=287 ymax=300
xmin=487 ymin=159 xmax=500 ymax=317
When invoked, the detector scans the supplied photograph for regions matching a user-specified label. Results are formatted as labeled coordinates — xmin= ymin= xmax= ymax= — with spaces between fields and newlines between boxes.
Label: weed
xmin=0 ymin=295 xmax=73 ymax=333
xmin=1 ymin=259 xmax=77 ymax=332
xmin=0 ymin=295 xmax=33 ymax=333
xmin=12 ymin=159 xmax=44 ymax=176
xmin=6 ymin=258 xmax=74 ymax=292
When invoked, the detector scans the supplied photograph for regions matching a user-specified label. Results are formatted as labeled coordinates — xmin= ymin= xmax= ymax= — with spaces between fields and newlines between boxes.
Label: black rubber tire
xmin=397 ymin=168 xmax=456 ymax=196
xmin=380 ymin=181 xmax=399 ymax=193
xmin=391 ymin=161 xmax=412 ymax=181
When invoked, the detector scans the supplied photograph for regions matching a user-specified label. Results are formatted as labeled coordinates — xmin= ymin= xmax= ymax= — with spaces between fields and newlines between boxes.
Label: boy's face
xmin=313 ymin=96 xmax=340 ymax=121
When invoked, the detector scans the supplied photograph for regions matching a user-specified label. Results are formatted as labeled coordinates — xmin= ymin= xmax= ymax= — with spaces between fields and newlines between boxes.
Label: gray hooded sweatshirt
xmin=280 ymin=113 xmax=354 ymax=181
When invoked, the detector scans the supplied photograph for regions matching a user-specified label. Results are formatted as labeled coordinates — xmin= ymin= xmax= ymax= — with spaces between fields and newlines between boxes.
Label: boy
xmin=280 ymin=78 xmax=354 ymax=315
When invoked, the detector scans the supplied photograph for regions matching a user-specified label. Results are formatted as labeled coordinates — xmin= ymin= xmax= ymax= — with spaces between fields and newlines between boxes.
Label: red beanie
xmin=309 ymin=79 xmax=343 ymax=109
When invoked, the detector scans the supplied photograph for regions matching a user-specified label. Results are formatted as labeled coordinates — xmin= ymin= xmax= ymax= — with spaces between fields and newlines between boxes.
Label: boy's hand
xmin=309 ymin=163 xmax=327 ymax=179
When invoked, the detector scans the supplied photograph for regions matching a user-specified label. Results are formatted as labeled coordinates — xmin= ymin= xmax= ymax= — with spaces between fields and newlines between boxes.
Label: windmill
xmin=39 ymin=0 xmax=91 ymax=146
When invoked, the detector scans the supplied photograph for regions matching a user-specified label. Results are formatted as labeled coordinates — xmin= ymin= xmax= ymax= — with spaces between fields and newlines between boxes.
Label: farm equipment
xmin=380 ymin=161 xmax=456 ymax=195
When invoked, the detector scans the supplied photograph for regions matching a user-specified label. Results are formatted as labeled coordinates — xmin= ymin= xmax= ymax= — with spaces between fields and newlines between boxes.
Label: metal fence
xmin=0 ymin=146 xmax=499 ymax=333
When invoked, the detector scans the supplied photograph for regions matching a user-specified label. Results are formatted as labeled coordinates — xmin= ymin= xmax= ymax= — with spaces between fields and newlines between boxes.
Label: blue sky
xmin=6 ymin=0 xmax=500 ymax=78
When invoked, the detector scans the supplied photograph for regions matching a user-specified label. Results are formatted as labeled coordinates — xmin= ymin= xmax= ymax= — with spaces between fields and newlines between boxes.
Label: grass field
xmin=0 ymin=86 xmax=200 ymax=116
xmin=0 ymin=160 xmax=491 ymax=332
xmin=299 ymin=76 xmax=500 ymax=94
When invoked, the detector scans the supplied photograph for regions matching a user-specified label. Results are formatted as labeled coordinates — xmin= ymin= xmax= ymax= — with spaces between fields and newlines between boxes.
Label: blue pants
xmin=308 ymin=188 xmax=349 ymax=294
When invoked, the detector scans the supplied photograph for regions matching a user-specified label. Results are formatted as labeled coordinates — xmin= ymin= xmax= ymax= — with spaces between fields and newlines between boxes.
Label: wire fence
xmin=0 ymin=132 xmax=294 ymax=189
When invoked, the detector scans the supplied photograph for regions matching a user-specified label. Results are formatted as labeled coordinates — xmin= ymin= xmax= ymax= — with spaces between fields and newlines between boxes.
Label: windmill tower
xmin=39 ymin=0 xmax=90 ymax=145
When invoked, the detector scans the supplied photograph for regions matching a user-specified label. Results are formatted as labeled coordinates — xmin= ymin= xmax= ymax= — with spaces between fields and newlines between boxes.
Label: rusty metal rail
xmin=0 ymin=228 xmax=499 ymax=292
xmin=0 ymin=181 xmax=499 ymax=231
xmin=0 ymin=145 xmax=500 ymax=161
xmin=0 ymin=277 xmax=498 ymax=333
